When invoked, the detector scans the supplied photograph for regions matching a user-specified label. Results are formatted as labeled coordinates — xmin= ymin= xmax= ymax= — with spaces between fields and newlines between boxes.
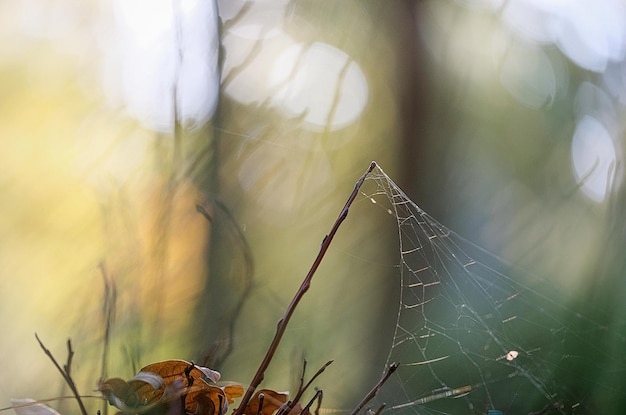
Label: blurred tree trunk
xmin=393 ymin=1 xmax=453 ymax=222
xmin=395 ymin=0 xmax=430 ymax=202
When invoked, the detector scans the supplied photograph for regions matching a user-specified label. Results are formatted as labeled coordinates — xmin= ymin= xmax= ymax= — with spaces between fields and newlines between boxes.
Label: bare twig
xmin=297 ymin=359 xmax=308 ymax=397
xmin=99 ymin=262 xmax=116 ymax=415
xmin=371 ymin=403 xmax=386 ymax=415
xmin=256 ymin=393 xmax=265 ymax=415
xmin=301 ymin=389 xmax=323 ymax=415
xmin=99 ymin=262 xmax=116 ymax=382
xmin=292 ymin=361 xmax=333 ymax=406
xmin=313 ymin=390 xmax=324 ymax=415
xmin=35 ymin=334 xmax=89 ymax=415
xmin=196 ymin=199 xmax=254 ymax=369
xmin=0 ymin=396 xmax=102 ymax=413
xmin=232 ymin=162 xmax=378 ymax=415
xmin=277 ymin=360 xmax=333 ymax=415
xmin=349 ymin=362 xmax=398 ymax=415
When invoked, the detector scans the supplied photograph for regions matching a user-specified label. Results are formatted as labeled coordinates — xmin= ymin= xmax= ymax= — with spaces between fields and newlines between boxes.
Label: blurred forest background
xmin=1 ymin=0 xmax=626 ymax=413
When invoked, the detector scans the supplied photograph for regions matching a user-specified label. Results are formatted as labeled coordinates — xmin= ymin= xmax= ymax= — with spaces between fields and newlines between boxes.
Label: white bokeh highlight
xmin=269 ymin=42 xmax=369 ymax=130
xmin=101 ymin=0 xmax=220 ymax=132
xmin=502 ymin=0 xmax=626 ymax=72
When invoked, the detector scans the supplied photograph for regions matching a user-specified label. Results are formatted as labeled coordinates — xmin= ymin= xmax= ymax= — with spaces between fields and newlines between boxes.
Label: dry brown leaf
xmin=99 ymin=360 xmax=244 ymax=415
xmin=223 ymin=383 xmax=245 ymax=404
xmin=243 ymin=389 xmax=288 ymax=415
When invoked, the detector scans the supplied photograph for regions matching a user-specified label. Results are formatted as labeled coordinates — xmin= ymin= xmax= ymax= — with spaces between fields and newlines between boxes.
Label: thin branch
xmin=63 ymin=339 xmax=74 ymax=377
xmin=297 ymin=359 xmax=308 ymax=398
xmin=313 ymin=390 xmax=324 ymax=415
xmin=35 ymin=334 xmax=89 ymax=415
xmin=292 ymin=361 xmax=333 ymax=406
xmin=196 ymin=199 xmax=254 ymax=369
xmin=99 ymin=261 xmax=116 ymax=415
xmin=255 ymin=393 xmax=265 ymax=415
xmin=0 ymin=396 xmax=103 ymax=413
xmin=301 ymin=389 xmax=323 ymax=415
xmin=222 ymin=1 xmax=253 ymax=32
xmin=349 ymin=362 xmax=398 ymax=415
xmin=277 ymin=360 xmax=333 ymax=415
xmin=232 ymin=162 xmax=378 ymax=415
xmin=371 ymin=404 xmax=386 ymax=415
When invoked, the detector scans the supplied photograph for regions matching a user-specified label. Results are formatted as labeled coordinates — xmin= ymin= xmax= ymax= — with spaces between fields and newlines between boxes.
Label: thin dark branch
xmin=0 ymin=396 xmax=103 ymax=413
xmin=222 ymin=1 xmax=253 ymax=32
xmin=371 ymin=403 xmax=386 ymax=415
xmin=301 ymin=389 xmax=323 ymax=415
xmin=196 ymin=199 xmax=254 ymax=369
xmin=255 ymin=393 xmax=265 ymax=415
xmin=349 ymin=362 xmax=398 ymax=415
xmin=99 ymin=261 xmax=116 ymax=415
xmin=232 ymin=162 xmax=377 ymax=415
xmin=292 ymin=361 xmax=333 ymax=405
xmin=63 ymin=339 xmax=74 ymax=376
xmin=277 ymin=360 xmax=333 ymax=415
xmin=313 ymin=390 xmax=323 ymax=415
xmin=35 ymin=334 xmax=89 ymax=415
xmin=297 ymin=359 xmax=308 ymax=397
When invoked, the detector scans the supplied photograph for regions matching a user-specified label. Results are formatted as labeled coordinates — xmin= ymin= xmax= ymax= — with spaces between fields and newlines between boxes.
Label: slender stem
xmin=232 ymin=162 xmax=377 ymax=415
xmin=371 ymin=404 xmax=386 ymax=415
xmin=349 ymin=362 xmax=398 ymax=415
xmin=99 ymin=261 xmax=116 ymax=415
xmin=301 ymin=389 xmax=323 ymax=415
xmin=277 ymin=360 xmax=333 ymax=415
xmin=35 ymin=334 xmax=89 ymax=415
xmin=292 ymin=360 xmax=333 ymax=405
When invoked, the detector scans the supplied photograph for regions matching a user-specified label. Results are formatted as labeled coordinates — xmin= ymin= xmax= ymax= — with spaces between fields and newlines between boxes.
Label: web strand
xmin=356 ymin=164 xmax=625 ymax=415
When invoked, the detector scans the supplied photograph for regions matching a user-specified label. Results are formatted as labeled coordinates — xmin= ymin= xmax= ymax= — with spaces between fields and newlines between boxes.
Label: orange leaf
xmin=223 ymin=383 xmax=245 ymax=404
xmin=130 ymin=360 xmax=221 ymax=405
xmin=139 ymin=360 xmax=221 ymax=384
xmin=99 ymin=360 xmax=227 ymax=414
xmin=185 ymin=380 xmax=245 ymax=415
xmin=244 ymin=389 xmax=288 ymax=415
xmin=98 ymin=377 xmax=145 ymax=410
xmin=185 ymin=381 xmax=225 ymax=415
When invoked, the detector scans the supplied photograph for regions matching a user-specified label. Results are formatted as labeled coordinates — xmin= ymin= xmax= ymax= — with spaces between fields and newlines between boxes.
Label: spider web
xmin=354 ymin=164 xmax=626 ymax=415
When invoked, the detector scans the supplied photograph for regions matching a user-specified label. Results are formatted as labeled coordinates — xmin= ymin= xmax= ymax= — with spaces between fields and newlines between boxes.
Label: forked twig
xmin=35 ymin=334 xmax=89 ymax=415
xmin=349 ymin=363 xmax=398 ymax=415
xmin=233 ymin=162 xmax=378 ymax=415
xmin=294 ymin=360 xmax=333 ymax=404
xmin=300 ymin=389 xmax=323 ymax=415
xmin=277 ymin=360 xmax=333 ymax=415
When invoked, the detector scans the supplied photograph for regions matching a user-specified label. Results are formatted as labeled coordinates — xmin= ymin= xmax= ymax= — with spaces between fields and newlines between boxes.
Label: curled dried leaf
xmin=139 ymin=360 xmax=221 ymax=384
xmin=98 ymin=377 xmax=147 ymax=410
xmin=185 ymin=382 xmax=225 ymax=415
xmin=223 ymin=384 xmax=245 ymax=404
xmin=243 ymin=389 xmax=288 ymax=415
xmin=99 ymin=360 xmax=243 ymax=415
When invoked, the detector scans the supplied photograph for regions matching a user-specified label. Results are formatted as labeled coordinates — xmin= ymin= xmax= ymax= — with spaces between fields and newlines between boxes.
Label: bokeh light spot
xmin=102 ymin=0 xmax=219 ymax=131
xmin=502 ymin=0 xmax=626 ymax=73
xmin=496 ymin=38 xmax=558 ymax=108
xmin=269 ymin=42 xmax=369 ymax=131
